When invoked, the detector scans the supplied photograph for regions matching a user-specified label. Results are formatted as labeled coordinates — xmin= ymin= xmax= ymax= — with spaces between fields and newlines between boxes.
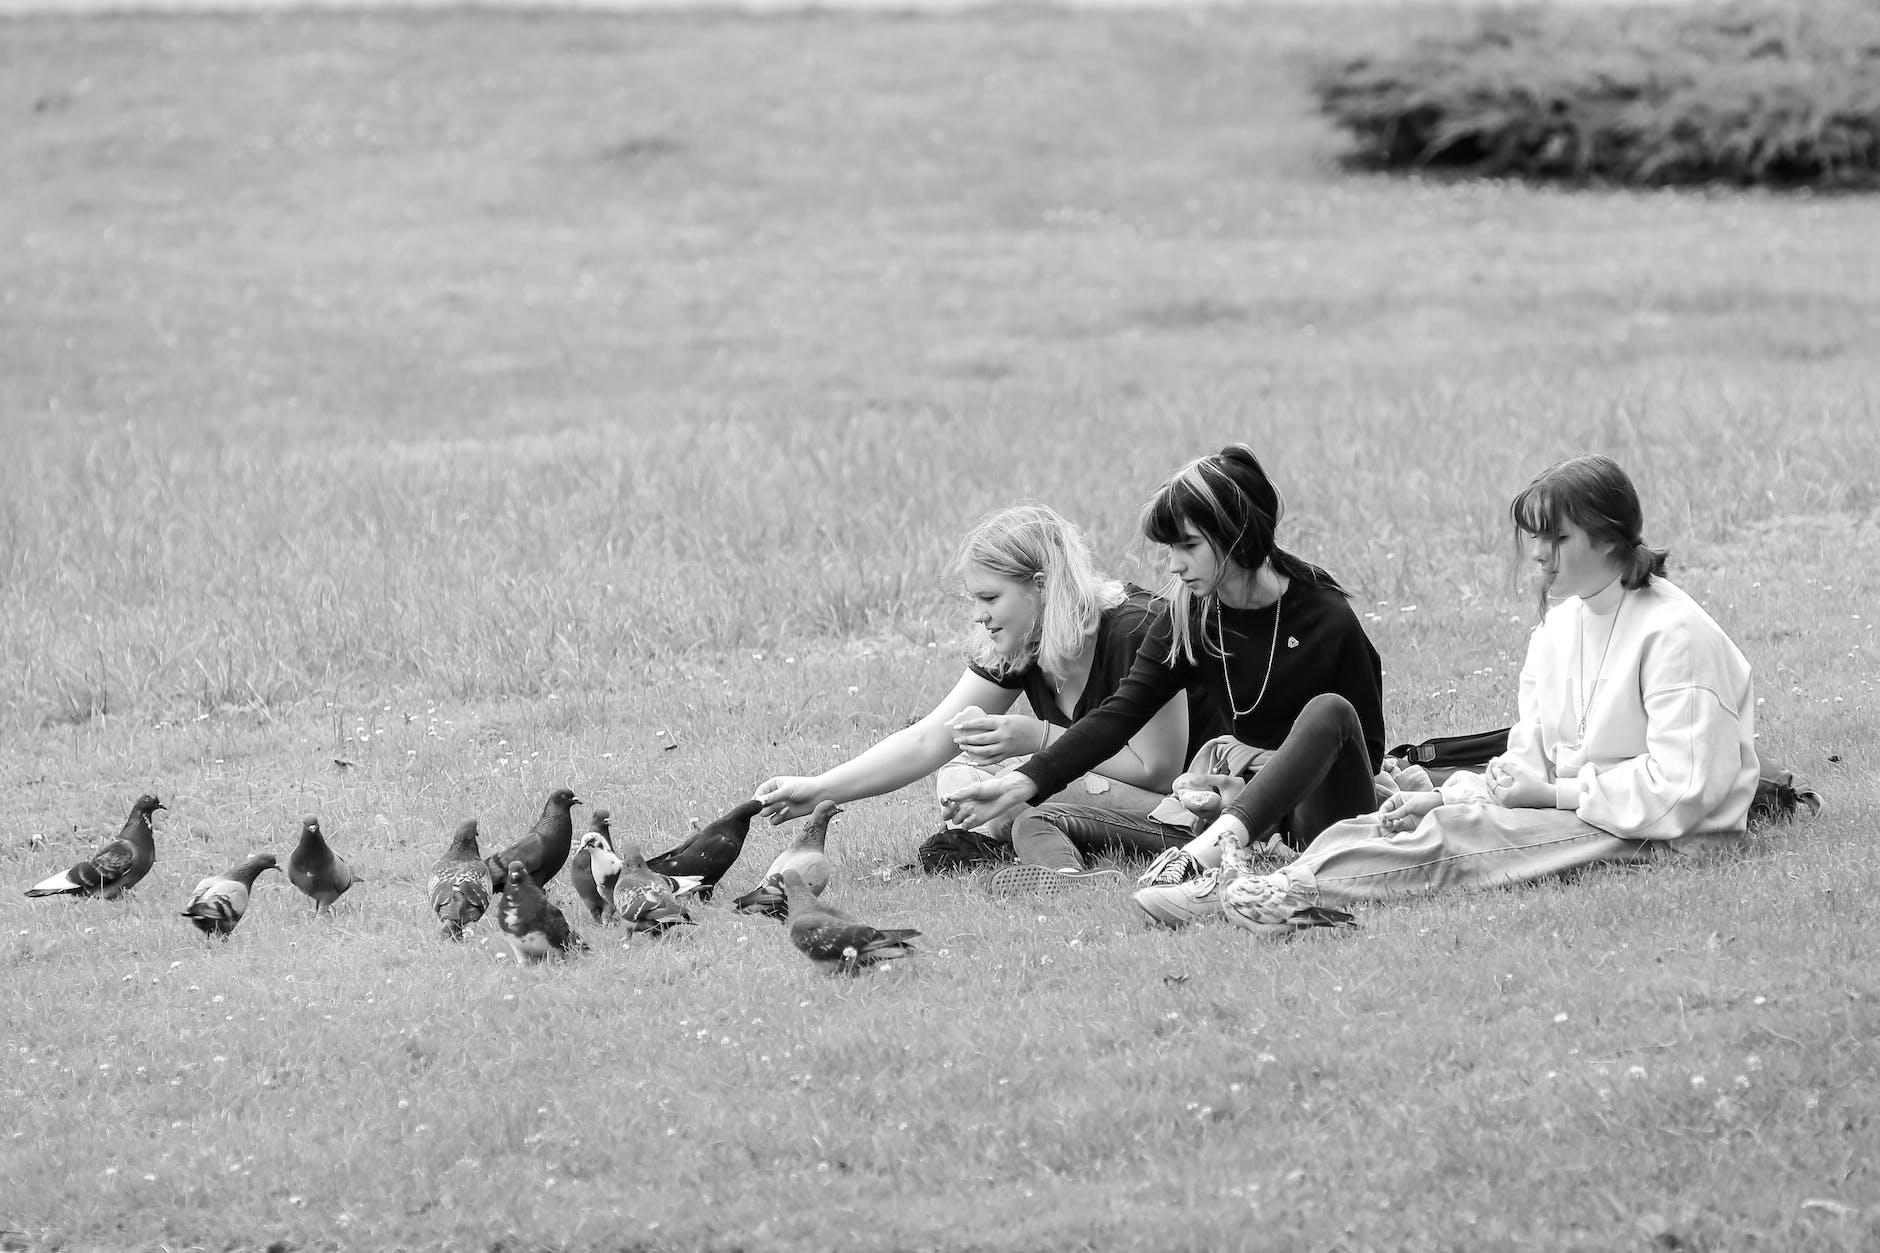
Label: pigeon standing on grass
xmin=180 ymin=853 xmax=279 ymax=938
xmin=487 ymin=788 xmax=581 ymax=894
xmin=429 ymin=818 xmax=493 ymax=940
xmin=576 ymin=832 xmax=623 ymax=924
xmin=732 ymin=874 xmax=791 ymax=921
xmin=782 ymin=870 xmax=919 ymax=976
xmin=287 ymin=816 xmax=357 ymax=912
xmin=646 ymin=798 xmax=763 ymax=902
xmin=735 ymin=800 xmax=841 ymax=919
xmin=570 ymin=809 xmax=615 ymax=923
xmin=499 ymin=860 xmax=587 ymax=963
xmin=25 ymin=793 xmax=164 ymax=899
xmin=612 ymin=840 xmax=697 ymax=935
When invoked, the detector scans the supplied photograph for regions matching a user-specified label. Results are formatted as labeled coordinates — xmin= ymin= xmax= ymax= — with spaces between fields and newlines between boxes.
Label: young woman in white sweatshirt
xmin=1184 ymin=453 xmax=1761 ymax=936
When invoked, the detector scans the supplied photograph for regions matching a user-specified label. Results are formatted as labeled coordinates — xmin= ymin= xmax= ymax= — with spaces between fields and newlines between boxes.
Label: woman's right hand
xmin=949 ymin=710 xmax=1043 ymax=765
xmin=753 ymin=776 xmax=823 ymax=824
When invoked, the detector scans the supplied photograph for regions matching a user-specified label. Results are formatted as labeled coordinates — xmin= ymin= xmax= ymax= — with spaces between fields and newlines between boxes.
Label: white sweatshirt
xmin=1442 ymin=576 xmax=1758 ymax=840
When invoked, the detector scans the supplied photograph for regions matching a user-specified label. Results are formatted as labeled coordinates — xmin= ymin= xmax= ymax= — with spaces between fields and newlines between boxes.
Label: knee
xmin=1301 ymin=692 xmax=1361 ymax=733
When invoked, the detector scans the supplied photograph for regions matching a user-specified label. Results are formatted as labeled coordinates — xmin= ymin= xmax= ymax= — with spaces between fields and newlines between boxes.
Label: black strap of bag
xmin=1388 ymin=728 xmax=1511 ymax=770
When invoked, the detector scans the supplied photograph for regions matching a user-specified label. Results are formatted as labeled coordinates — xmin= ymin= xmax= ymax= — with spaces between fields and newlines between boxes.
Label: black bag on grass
xmin=916 ymin=826 xmax=1014 ymax=874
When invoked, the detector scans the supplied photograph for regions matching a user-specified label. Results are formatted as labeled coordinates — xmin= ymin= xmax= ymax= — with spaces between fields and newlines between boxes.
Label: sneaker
xmin=1133 ymin=866 xmax=1230 ymax=929
xmin=986 ymin=864 xmax=1124 ymax=898
xmin=1137 ymin=846 xmax=1202 ymax=887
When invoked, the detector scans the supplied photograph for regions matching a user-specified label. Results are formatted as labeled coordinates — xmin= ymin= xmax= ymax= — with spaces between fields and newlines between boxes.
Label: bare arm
xmin=755 ymin=671 xmax=1019 ymax=822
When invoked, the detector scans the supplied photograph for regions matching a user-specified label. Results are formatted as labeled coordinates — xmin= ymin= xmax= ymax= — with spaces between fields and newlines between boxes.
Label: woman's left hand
xmin=1486 ymin=760 xmax=1554 ymax=809
xmin=949 ymin=712 xmax=1045 ymax=765
xmin=941 ymin=771 xmax=1039 ymax=831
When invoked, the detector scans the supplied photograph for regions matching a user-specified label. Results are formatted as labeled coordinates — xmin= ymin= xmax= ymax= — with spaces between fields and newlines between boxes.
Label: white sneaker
xmin=987 ymin=864 xmax=1124 ymax=898
xmin=1133 ymin=866 xmax=1229 ymax=928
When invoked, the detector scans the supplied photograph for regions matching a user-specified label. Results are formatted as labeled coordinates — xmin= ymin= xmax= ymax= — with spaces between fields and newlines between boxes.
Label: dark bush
xmin=1312 ymin=0 xmax=1880 ymax=188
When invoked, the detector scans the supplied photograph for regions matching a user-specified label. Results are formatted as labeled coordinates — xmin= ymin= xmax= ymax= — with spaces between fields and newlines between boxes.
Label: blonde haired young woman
xmin=754 ymin=503 xmax=1214 ymax=871
xmin=943 ymin=446 xmax=1390 ymax=907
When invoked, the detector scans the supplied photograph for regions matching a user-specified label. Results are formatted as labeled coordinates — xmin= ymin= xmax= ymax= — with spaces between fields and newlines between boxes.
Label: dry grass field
xmin=1 ymin=5 xmax=1876 ymax=1251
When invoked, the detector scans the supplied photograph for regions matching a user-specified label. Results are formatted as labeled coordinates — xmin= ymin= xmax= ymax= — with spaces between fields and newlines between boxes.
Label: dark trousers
xmin=1012 ymin=693 xmax=1378 ymax=871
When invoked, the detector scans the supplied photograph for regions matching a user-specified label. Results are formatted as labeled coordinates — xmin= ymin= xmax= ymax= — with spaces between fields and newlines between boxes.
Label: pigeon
xmin=576 ymin=832 xmax=623 ymax=925
xmin=1220 ymin=871 xmax=1357 ymax=937
xmin=286 ymin=816 xmax=356 ymax=912
xmin=498 ymin=860 xmax=586 ymax=963
xmin=569 ymin=809 xmax=615 ymax=924
xmin=612 ymin=840 xmax=697 ymax=935
xmin=781 ymin=870 xmax=919 ymax=976
xmin=25 ymin=793 xmax=164 ymax=899
xmin=734 ymin=801 xmax=839 ymax=920
xmin=486 ymin=787 xmax=582 ymax=894
xmin=428 ymin=818 xmax=493 ymax=940
xmin=180 ymin=853 xmax=279 ymax=938
xmin=646 ymin=798 xmax=763 ymax=902
xmin=731 ymin=873 xmax=791 ymax=921
xmin=765 ymin=799 xmax=838 ymax=894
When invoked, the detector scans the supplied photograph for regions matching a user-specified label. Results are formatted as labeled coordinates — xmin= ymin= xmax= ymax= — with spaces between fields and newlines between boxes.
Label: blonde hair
xmin=954 ymin=504 xmax=1125 ymax=681
xmin=1140 ymin=444 xmax=1344 ymax=666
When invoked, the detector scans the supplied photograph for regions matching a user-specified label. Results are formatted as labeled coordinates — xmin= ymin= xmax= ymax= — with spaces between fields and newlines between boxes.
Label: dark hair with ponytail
xmin=1510 ymin=454 xmax=1668 ymax=619
xmin=1141 ymin=444 xmax=1345 ymax=664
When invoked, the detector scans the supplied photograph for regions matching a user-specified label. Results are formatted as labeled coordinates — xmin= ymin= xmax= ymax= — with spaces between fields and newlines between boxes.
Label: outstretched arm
xmin=755 ymin=672 xmax=1020 ymax=822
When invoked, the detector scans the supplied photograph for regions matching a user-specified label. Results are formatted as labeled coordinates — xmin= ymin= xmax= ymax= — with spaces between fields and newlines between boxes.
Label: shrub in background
xmin=1312 ymin=0 xmax=1880 ymax=188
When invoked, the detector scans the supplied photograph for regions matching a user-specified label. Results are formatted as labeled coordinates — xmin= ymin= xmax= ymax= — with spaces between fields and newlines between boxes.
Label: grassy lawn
xmin=2 ymin=5 xmax=1877 ymax=1251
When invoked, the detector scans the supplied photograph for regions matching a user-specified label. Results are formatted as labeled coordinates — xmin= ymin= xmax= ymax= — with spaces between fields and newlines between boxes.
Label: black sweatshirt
xmin=1015 ymin=580 xmax=1385 ymax=803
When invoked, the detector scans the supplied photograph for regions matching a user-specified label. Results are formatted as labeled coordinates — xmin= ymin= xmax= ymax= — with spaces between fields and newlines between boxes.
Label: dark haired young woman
xmin=1215 ymin=454 xmax=1758 ymax=936
xmin=941 ymin=444 xmax=1391 ymax=925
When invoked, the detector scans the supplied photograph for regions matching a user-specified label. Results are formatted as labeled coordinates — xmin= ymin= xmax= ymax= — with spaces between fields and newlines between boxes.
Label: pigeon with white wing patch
xmin=646 ymin=798 xmax=762 ymax=902
xmin=25 ymin=793 xmax=164 ymax=900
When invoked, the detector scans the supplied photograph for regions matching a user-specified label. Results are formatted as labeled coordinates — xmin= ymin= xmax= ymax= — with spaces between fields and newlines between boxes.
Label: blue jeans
xmin=1010 ymin=805 xmax=1190 ymax=872
xmin=934 ymin=753 xmax=1167 ymax=843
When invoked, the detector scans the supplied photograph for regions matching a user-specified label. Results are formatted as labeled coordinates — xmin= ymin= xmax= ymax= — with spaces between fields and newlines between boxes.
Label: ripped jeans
xmin=933 ymin=753 xmax=1168 ymax=843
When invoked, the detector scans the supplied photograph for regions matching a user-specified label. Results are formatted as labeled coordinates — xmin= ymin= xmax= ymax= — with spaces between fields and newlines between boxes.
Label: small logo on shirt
xmin=1287 ymin=637 xmax=1299 ymax=648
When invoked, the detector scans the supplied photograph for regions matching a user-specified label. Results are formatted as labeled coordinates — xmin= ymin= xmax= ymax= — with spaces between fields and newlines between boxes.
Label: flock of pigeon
xmin=21 ymin=790 xmax=921 ymax=976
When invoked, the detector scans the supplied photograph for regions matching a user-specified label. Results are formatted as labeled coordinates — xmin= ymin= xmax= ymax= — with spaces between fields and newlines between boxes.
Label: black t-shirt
xmin=1017 ymin=579 xmax=1385 ymax=802
xmin=969 ymin=586 xmax=1225 ymax=766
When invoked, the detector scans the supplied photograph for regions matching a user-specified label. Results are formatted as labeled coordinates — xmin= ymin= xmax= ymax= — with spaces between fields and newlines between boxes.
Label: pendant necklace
xmin=1217 ymin=588 xmax=1284 ymax=718
xmin=1574 ymin=588 xmax=1627 ymax=741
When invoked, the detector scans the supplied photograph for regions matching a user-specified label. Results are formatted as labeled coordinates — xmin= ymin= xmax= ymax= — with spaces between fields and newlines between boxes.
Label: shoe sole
xmin=986 ymin=865 xmax=1123 ymax=898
